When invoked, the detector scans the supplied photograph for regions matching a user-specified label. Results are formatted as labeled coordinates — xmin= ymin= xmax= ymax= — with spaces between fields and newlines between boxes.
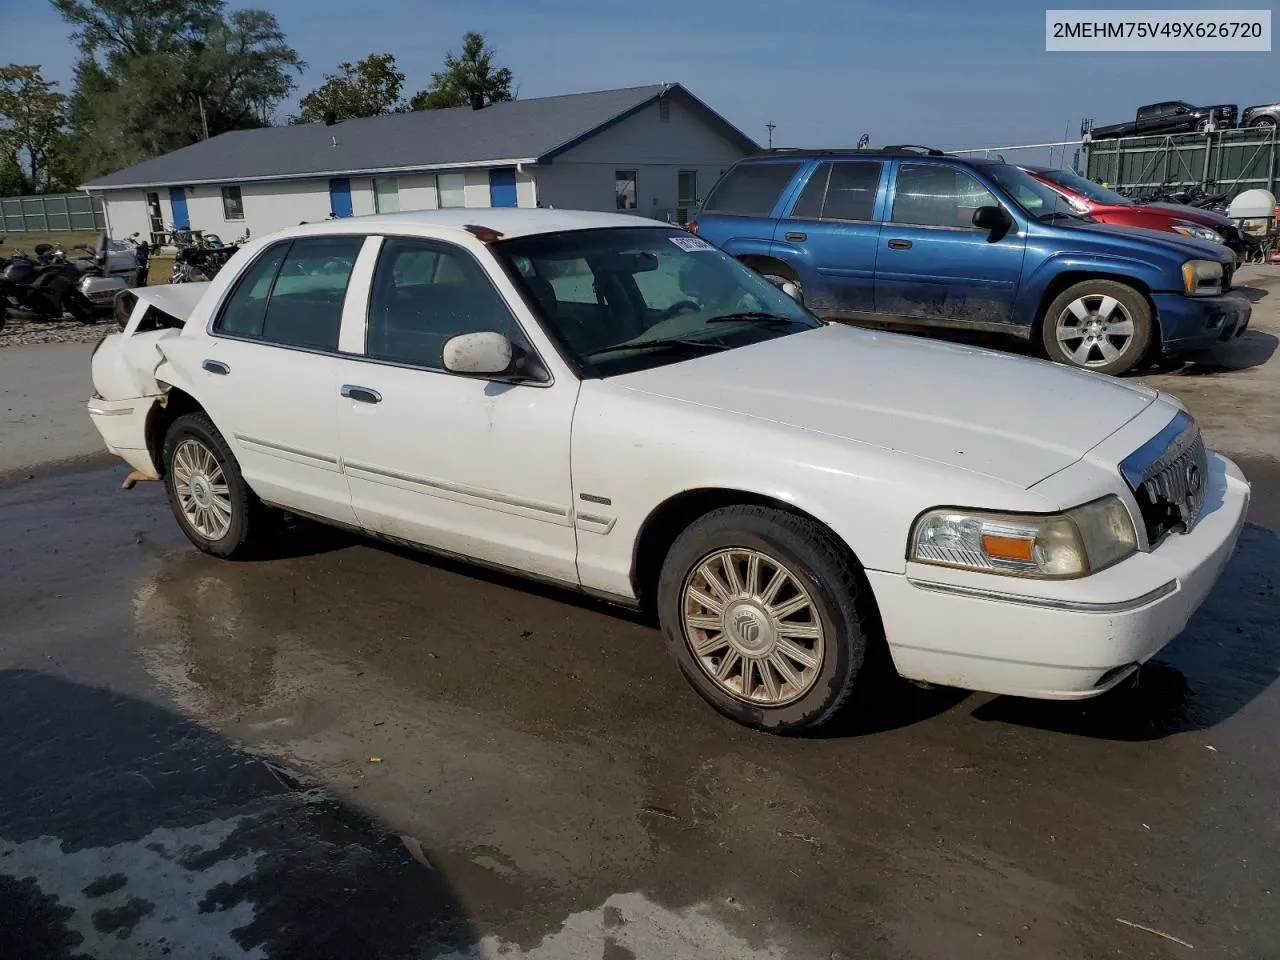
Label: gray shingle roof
xmin=85 ymin=83 xmax=756 ymax=190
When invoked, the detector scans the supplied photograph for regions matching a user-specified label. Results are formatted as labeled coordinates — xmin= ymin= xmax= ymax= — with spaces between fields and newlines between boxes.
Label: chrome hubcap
xmin=172 ymin=439 xmax=233 ymax=540
xmin=1056 ymin=294 xmax=1135 ymax=368
xmin=681 ymin=549 xmax=825 ymax=706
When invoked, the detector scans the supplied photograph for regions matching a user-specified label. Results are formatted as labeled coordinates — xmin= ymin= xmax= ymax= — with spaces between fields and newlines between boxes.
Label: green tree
xmin=291 ymin=53 xmax=406 ymax=125
xmin=52 ymin=0 xmax=304 ymax=178
xmin=408 ymin=32 xmax=514 ymax=111
xmin=0 ymin=65 xmax=71 ymax=193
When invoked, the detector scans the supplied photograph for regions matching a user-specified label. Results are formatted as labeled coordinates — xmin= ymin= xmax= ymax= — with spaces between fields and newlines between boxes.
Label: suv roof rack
xmin=753 ymin=145 xmax=949 ymax=158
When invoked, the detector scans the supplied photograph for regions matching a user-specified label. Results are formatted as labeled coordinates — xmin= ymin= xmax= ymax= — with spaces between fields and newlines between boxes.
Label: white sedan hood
xmin=613 ymin=324 xmax=1158 ymax=489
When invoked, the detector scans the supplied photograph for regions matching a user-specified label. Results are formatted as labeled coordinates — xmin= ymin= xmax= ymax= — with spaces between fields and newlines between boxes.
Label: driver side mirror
xmin=972 ymin=205 xmax=1012 ymax=235
xmin=780 ymin=281 xmax=803 ymax=304
xmin=442 ymin=331 xmax=547 ymax=382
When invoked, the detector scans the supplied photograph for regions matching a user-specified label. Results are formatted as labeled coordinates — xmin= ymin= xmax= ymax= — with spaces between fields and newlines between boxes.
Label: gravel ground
xmin=0 ymin=312 xmax=114 ymax=347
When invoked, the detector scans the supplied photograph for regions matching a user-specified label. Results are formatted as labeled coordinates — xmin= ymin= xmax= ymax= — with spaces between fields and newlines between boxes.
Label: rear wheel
xmin=1041 ymin=280 xmax=1153 ymax=375
xmin=162 ymin=412 xmax=269 ymax=559
xmin=657 ymin=505 xmax=881 ymax=734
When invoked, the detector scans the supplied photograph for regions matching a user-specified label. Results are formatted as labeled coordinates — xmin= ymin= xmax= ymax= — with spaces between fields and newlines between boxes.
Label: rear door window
xmin=820 ymin=162 xmax=882 ymax=221
xmin=701 ymin=162 xmax=801 ymax=217
xmin=261 ymin=237 xmax=363 ymax=350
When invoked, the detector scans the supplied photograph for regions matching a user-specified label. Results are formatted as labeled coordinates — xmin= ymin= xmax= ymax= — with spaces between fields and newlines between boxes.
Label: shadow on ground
xmin=971 ymin=523 xmax=1280 ymax=741
xmin=0 ymin=669 xmax=476 ymax=959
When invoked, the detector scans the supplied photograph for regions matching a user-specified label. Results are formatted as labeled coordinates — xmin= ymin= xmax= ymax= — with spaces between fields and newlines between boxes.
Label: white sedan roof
xmin=284 ymin=208 xmax=673 ymax=241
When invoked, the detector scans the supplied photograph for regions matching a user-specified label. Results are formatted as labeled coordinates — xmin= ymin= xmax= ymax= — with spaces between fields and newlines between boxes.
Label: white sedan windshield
xmin=494 ymin=227 xmax=820 ymax=376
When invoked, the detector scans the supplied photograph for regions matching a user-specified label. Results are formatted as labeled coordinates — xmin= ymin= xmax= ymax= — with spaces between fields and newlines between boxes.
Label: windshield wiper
xmin=590 ymin=338 xmax=729 ymax=359
xmin=705 ymin=311 xmax=799 ymax=325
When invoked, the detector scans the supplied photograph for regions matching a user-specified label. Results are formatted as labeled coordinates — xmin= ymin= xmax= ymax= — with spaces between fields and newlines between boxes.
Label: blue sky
xmin=6 ymin=0 xmax=1276 ymax=156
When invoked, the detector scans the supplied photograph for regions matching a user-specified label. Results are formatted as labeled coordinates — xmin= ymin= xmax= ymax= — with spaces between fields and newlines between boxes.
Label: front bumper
xmin=1154 ymin=291 xmax=1251 ymax=354
xmin=869 ymin=453 xmax=1250 ymax=699
xmin=87 ymin=395 xmax=160 ymax=478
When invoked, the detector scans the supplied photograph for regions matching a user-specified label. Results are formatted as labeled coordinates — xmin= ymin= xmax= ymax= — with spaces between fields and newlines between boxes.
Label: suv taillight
xmin=688 ymin=220 xmax=699 ymax=235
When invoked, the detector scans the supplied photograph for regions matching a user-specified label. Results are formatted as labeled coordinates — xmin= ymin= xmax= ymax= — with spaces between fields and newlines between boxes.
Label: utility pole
xmin=766 ymin=122 xmax=776 ymax=149
xmin=199 ymin=96 xmax=209 ymax=140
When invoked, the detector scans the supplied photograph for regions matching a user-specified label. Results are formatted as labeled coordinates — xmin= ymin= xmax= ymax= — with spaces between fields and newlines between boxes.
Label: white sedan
xmin=88 ymin=209 xmax=1250 ymax=733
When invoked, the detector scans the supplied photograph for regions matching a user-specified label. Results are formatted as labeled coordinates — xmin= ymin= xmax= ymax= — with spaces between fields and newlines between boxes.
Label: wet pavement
xmin=1 ymin=462 xmax=1278 ymax=959
xmin=2 ymin=267 xmax=1280 ymax=959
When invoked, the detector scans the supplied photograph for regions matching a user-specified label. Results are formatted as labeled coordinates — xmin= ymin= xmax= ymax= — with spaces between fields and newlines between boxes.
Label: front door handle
xmin=887 ymin=239 xmax=912 ymax=250
xmin=784 ymin=231 xmax=807 ymax=242
xmin=341 ymin=384 xmax=382 ymax=404
xmin=202 ymin=359 xmax=230 ymax=375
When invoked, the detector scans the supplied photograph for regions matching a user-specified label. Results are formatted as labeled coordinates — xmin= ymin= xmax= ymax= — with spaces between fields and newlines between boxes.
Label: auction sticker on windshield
xmin=669 ymin=235 xmax=716 ymax=252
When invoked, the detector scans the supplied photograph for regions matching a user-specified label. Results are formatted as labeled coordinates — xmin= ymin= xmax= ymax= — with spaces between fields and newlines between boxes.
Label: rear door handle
xmin=341 ymin=384 xmax=382 ymax=404
xmin=784 ymin=231 xmax=807 ymax=242
xmin=887 ymin=239 xmax=912 ymax=250
xmin=202 ymin=359 xmax=230 ymax=375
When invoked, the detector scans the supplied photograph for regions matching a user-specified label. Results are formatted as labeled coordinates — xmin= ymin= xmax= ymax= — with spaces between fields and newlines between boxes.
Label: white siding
xmin=531 ymin=97 xmax=746 ymax=216
xmin=93 ymin=95 xmax=743 ymax=240
xmin=100 ymin=189 xmax=151 ymax=240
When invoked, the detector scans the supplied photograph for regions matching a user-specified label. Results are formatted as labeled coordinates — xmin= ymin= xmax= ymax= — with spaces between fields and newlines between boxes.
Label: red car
xmin=1020 ymin=165 xmax=1243 ymax=258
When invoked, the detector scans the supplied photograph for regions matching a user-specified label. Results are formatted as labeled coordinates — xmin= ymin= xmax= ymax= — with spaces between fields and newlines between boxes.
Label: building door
xmin=168 ymin=187 xmax=189 ymax=230
xmin=677 ymin=170 xmax=697 ymax=224
xmin=488 ymin=168 xmax=517 ymax=207
xmin=329 ymin=178 xmax=353 ymax=218
xmin=145 ymin=192 xmax=165 ymax=245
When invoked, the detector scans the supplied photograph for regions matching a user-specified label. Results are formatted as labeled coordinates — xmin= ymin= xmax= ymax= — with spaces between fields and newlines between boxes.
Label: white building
xmin=82 ymin=84 xmax=757 ymax=245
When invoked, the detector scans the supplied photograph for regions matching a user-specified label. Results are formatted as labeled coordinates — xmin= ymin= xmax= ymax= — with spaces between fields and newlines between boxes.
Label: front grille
xmin=1120 ymin=417 xmax=1208 ymax=546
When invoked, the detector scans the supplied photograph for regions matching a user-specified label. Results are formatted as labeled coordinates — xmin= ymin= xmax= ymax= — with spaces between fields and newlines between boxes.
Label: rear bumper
xmin=1154 ymin=292 xmax=1251 ymax=353
xmin=87 ymin=396 xmax=159 ymax=477
xmin=870 ymin=454 xmax=1249 ymax=699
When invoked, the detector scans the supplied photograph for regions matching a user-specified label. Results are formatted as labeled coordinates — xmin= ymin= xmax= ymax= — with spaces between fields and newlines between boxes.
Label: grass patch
xmin=0 ymin=231 xmax=101 ymax=259
xmin=2 ymin=230 xmax=172 ymax=285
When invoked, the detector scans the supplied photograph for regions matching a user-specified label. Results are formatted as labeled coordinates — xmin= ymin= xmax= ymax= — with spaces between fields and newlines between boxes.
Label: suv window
xmin=790 ymin=161 xmax=882 ymax=221
xmin=701 ymin=162 xmax=801 ymax=217
xmin=367 ymin=237 xmax=521 ymax=369
xmin=891 ymin=164 xmax=997 ymax=229
xmin=213 ymin=237 xmax=361 ymax=349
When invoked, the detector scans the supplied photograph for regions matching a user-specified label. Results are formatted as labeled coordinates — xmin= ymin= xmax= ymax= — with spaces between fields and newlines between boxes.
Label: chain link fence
xmin=0 ymin=193 xmax=107 ymax=234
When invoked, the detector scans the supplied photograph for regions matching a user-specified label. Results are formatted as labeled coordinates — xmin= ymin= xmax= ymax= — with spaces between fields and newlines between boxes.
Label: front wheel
xmin=63 ymin=290 xmax=96 ymax=325
xmin=162 ymin=412 xmax=269 ymax=559
xmin=1250 ymin=116 xmax=1278 ymax=130
xmin=657 ymin=505 xmax=881 ymax=734
xmin=1040 ymin=280 xmax=1153 ymax=375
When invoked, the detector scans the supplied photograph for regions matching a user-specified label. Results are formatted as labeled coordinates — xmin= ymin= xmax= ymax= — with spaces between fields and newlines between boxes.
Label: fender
xmin=1014 ymin=251 xmax=1170 ymax=323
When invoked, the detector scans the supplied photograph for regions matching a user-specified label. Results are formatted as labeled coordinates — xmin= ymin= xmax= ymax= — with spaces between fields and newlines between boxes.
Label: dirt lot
xmin=0 ymin=266 xmax=1278 ymax=959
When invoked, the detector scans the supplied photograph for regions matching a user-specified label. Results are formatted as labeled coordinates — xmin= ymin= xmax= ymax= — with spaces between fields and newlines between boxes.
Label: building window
xmin=438 ymin=172 xmax=466 ymax=208
xmin=374 ymin=177 xmax=400 ymax=214
xmin=615 ymin=170 xmax=638 ymax=210
xmin=221 ymin=185 xmax=244 ymax=221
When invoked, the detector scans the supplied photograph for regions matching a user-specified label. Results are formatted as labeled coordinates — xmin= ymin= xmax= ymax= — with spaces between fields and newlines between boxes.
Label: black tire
xmin=1250 ymin=117 xmax=1278 ymax=130
xmin=63 ymin=290 xmax=96 ymax=325
xmin=161 ymin=412 xmax=268 ymax=559
xmin=1040 ymin=279 xmax=1153 ymax=375
xmin=656 ymin=505 xmax=882 ymax=734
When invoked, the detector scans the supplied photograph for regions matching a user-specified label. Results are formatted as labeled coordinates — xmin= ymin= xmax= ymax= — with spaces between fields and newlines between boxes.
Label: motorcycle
xmin=169 ymin=228 xmax=249 ymax=283
xmin=1 ymin=247 xmax=97 ymax=325
xmin=67 ymin=233 xmax=151 ymax=311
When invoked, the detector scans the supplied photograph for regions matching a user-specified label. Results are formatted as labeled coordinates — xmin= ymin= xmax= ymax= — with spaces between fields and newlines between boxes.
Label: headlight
xmin=909 ymin=496 xmax=1137 ymax=580
xmin=1172 ymin=223 xmax=1224 ymax=245
xmin=1182 ymin=259 xmax=1223 ymax=296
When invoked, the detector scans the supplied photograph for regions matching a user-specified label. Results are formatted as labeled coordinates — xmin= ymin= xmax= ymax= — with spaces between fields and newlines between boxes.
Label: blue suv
xmin=690 ymin=147 xmax=1249 ymax=375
